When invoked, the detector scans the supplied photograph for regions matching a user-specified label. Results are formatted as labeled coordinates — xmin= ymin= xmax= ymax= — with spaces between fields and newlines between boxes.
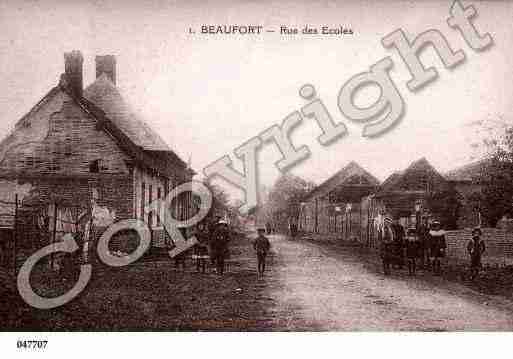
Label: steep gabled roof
xmin=74 ymin=85 xmax=190 ymax=177
xmin=14 ymin=87 xmax=62 ymax=130
xmin=84 ymin=74 xmax=173 ymax=152
xmin=80 ymin=74 xmax=192 ymax=176
xmin=0 ymin=75 xmax=190 ymax=178
xmin=1 ymin=51 xmax=193 ymax=179
xmin=377 ymin=157 xmax=447 ymax=195
xmin=304 ymin=161 xmax=380 ymax=201
xmin=444 ymin=158 xmax=490 ymax=182
xmin=380 ymin=171 xmax=403 ymax=192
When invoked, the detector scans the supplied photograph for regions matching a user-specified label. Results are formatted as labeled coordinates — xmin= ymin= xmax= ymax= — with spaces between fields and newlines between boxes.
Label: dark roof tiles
xmin=84 ymin=74 xmax=173 ymax=152
xmin=304 ymin=161 xmax=380 ymax=201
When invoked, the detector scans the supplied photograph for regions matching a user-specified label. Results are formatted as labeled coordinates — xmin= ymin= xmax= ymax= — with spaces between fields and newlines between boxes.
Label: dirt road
xmin=5 ymin=233 xmax=513 ymax=331
xmin=261 ymin=234 xmax=513 ymax=331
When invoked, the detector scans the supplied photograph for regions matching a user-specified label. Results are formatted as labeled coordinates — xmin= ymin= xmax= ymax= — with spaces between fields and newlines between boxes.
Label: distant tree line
xmin=471 ymin=117 xmax=513 ymax=227
xmin=259 ymin=174 xmax=315 ymax=232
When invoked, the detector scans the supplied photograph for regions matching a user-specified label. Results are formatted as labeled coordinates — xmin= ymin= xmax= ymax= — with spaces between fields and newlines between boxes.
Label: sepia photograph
xmin=1 ymin=0 xmax=513 ymax=356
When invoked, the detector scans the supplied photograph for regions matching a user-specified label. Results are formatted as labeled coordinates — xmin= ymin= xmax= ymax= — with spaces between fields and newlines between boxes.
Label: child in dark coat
xmin=391 ymin=219 xmax=405 ymax=269
xmin=192 ymin=223 xmax=209 ymax=273
xmin=429 ymin=221 xmax=447 ymax=275
xmin=211 ymin=221 xmax=230 ymax=275
xmin=254 ymin=228 xmax=271 ymax=276
xmin=405 ymin=228 xmax=420 ymax=276
xmin=467 ymin=227 xmax=486 ymax=280
xmin=380 ymin=218 xmax=395 ymax=275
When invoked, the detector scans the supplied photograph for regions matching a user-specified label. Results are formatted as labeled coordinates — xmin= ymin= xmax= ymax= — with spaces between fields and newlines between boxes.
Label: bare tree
xmin=468 ymin=116 xmax=513 ymax=226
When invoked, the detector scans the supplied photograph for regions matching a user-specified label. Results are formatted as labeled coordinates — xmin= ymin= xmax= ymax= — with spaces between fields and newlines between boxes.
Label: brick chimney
xmin=64 ymin=50 xmax=84 ymax=98
xmin=95 ymin=55 xmax=116 ymax=84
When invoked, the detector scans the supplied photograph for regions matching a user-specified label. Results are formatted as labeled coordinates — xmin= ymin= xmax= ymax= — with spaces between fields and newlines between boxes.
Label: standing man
xmin=405 ymin=228 xmax=420 ymax=276
xmin=207 ymin=218 xmax=218 ymax=266
xmin=418 ymin=217 xmax=430 ymax=270
xmin=429 ymin=220 xmax=447 ymax=275
xmin=467 ymin=227 xmax=486 ymax=280
xmin=391 ymin=217 xmax=405 ymax=269
xmin=193 ymin=223 xmax=209 ymax=273
xmin=211 ymin=220 xmax=230 ymax=275
xmin=380 ymin=217 xmax=395 ymax=275
xmin=254 ymin=228 xmax=271 ymax=276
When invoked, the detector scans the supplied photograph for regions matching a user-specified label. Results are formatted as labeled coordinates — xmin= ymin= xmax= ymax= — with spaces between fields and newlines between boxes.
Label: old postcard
xmin=0 ymin=0 xmax=512 ymax=356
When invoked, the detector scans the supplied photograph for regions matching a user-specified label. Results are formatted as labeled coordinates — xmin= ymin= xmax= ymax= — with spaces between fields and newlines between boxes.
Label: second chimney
xmin=64 ymin=50 xmax=84 ymax=98
xmin=95 ymin=55 xmax=116 ymax=84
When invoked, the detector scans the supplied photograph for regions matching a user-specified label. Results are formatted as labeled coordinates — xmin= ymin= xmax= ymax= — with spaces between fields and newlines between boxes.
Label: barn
xmin=299 ymin=161 xmax=379 ymax=240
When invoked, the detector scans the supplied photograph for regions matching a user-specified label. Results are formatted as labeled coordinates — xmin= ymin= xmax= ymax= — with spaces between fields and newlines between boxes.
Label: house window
xmin=141 ymin=182 xmax=145 ymax=220
xmin=89 ymin=160 xmax=100 ymax=173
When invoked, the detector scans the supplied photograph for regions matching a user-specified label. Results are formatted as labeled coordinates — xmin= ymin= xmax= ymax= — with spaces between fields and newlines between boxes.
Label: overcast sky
xmin=0 ymin=0 xmax=512 ymax=200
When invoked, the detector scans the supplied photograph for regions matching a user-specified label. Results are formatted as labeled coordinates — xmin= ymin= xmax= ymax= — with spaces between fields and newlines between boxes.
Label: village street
xmin=5 ymin=232 xmax=513 ymax=331
xmin=261 ymin=234 xmax=513 ymax=331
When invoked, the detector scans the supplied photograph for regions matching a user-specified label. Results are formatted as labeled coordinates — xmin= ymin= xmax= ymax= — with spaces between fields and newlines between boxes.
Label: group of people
xmin=190 ymin=219 xmax=273 ymax=277
xmin=187 ymin=215 xmax=488 ymax=281
xmin=189 ymin=219 xmax=231 ymax=275
xmin=379 ymin=217 xmax=486 ymax=279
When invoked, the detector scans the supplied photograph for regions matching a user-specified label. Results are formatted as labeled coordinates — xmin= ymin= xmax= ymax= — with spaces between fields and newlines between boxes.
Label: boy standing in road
xmin=212 ymin=220 xmax=231 ymax=275
xmin=467 ymin=227 xmax=486 ymax=280
xmin=193 ymin=223 xmax=210 ymax=274
xmin=405 ymin=228 xmax=420 ymax=276
xmin=418 ymin=217 xmax=430 ymax=269
xmin=254 ymin=228 xmax=271 ymax=277
xmin=391 ymin=218 xmax=405 ymax=269
xmin=380 ymin=217 xmax=395 ymax=275
xmin=429 ymin=220 xmax=447 ymax=275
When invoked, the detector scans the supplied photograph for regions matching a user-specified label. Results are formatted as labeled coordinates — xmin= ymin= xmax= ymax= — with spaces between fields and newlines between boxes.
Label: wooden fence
xmin=445 ymin=228 xmax=513 ymax=266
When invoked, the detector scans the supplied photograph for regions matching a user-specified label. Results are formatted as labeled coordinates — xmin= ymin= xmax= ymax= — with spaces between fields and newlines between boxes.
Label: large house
xmin=0 ymin=51 xmax=194 ymax=265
